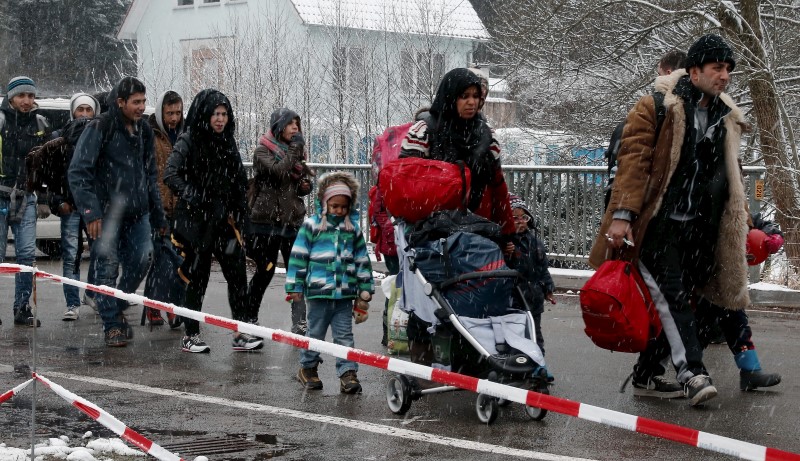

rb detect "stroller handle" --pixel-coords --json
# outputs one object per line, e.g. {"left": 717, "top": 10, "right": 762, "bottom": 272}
{"left": 438, "top": 269, "right": 522, "bottom": 291}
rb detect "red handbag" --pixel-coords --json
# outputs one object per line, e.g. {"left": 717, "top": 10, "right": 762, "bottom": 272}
{"left": 378, "top": 157, "right": 471, "bottom": 223}
{"left": 579, "top": 260, "right": 661, "bottom": 353}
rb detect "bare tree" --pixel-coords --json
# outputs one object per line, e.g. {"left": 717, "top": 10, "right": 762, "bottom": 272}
{"left": 488, "top": 0, "right": 800, "bottom": 277}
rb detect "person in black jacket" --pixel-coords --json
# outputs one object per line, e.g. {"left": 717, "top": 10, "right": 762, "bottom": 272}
{"left": 505, "top": 195, "right": 555, "bottom": 356}
{"left": 69, "top": 77, "right": 166, "bottom": 347}
{"left": 164, "top": 88, "right": 259, "bottom": 354}
{"left": 0, "top": 76, "right": 51, "bottom": 327}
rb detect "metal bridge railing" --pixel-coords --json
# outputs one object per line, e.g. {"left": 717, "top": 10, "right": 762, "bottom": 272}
{"left": 245, "top": 162, "right": 767, "bottom": 268}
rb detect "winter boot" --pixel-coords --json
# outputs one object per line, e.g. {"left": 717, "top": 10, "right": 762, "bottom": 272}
{"left": 735, "top": 349, "right": 782, "bottom": 391}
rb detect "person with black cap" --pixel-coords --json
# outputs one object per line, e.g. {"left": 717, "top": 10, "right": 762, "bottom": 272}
{"left": 1, "top": 76, "right": 51, "bottom": 327}
{"left": 590, "top": 34, "right": 751, "bottom": 406}
{"left": 246, "top": 108, "right": 314, "bottom": 336}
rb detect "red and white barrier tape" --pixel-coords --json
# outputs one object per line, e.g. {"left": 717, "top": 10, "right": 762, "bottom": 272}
{"left": 0, "top": 378, "right": 33, "bottom": 404}
{"left": 32, "top": 372, "right": 183, "bottom": 461}
{"left": 3, "top": 262, "right": 800, "bottom": 461}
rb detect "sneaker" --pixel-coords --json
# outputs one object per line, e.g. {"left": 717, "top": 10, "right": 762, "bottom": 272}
{"left": 297, "top": 365, "right": 323, "bottom": 390}
{"left": 740, "top": 370, "right": 782, "bottom": 391}
{"left": 684, "top": 374, "right": 718, "bottom": 406}
{"left": 104, "top": 328, "right": 127, "bottom": 347}
{"left": 82, "top": 294, "right": 98, "bottom": 314}
{"left": 291, "top": 319, "right": 308, "bottom": 335}
{"left": 62, "top": 306, "right": 80, "bottom": 321}
{"left": 181, "top": 334, "right": 211, "bottom": 353}
{"left": 631, "top": 375, "right": 684, "bottom": 399}
{"left": 13, "top": 307, "right": 41, "bottom": 327}
{"left": 339, "top": 370, "right": 362, "bottom": 394}
{"left": 232, "top": 332, "right": 264, "bottom": 351}
{"left": 146, "top": 308, "right": 165, "bottom": 326}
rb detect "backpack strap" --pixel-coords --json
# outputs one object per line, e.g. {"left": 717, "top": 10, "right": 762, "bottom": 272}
{"left": 652, "top": 91, "right": 667, "bottom": 142}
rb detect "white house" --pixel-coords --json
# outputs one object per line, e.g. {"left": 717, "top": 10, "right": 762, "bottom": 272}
{"left": 118, "top": 0, "right": 490, "bottom": 161}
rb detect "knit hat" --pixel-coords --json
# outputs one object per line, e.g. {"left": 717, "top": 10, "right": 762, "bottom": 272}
{"left": 320, "top": 182, "right": 354, "bottom": 231}
{"left": 509, "top": 194, "right": 533, "bottom": 220}
{"left": 69, "top": 93, "right": 100, "bottom": 120}
{"left": 685, "top": 34, "right": 736, "bottom": 72}
{"left": 7, "top": 76, "right": 36, "bottom": 99}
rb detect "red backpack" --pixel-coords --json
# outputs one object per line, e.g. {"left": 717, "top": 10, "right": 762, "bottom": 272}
{"left": 579, "top": 260, "right": 661, "bottom": 353}
{"left": 368, "top": 123, "right": 413, "bottom": 259}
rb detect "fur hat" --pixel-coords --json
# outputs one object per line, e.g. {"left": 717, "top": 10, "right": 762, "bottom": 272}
{"left": 7, "top": 76, "right": 36, "bottom": 100}
{"left": 685, "top": 34, "right": 736, "bottom": 72}
{"left": 317, "top": 171, "right": 359, "bottom": 231}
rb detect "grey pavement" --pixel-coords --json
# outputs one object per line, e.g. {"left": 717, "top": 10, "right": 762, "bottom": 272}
{"left": 0, "top": 259, "right": 799, "bottom": 461}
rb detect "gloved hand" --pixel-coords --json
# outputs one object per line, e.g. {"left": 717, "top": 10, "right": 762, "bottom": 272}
{"left": 297, "top": 177, "right": 313, "bottom": 196}
{"left": 353, "top": 299, "right": 369, "bottom": 324}
{"left": 290, "top": 132, "right": 306, "bottom": 149}
{"left": 765, "top": 234, "right": 784, "bottom": 254}
{"left": 37, "top": 203, "right": 51, "bottom": 219}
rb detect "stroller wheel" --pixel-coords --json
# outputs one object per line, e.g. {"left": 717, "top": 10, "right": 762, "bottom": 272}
{"left": 387, "top": 375, "right": 413, "bottom": 415}
{"left": 475, "top": 394, "right": 498, "bottom": 425}
{"left": 496, "top": 398, "right": 512, "bottom": 407}
{"left": 524, "top": 387, "right": 549, "bottom": 421}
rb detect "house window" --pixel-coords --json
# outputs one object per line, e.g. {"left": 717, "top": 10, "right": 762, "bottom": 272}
{"left": 332, "top": 47, "right": 365, "bottom": 92}
{"left": 401, "top": 50, "right": 445, "bottom": 96}
{"left": 177, "top": 0, "right": 194, "bottom": 5}
{"left": 203, "top": 0, "right": 219, "bottom": 3}
{"left": 189, "top": 47, "right": 222, "bottom": 94}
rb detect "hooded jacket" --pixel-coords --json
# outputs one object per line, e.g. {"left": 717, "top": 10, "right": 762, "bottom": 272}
{"left": 589, "top": 69, "right": 750, "bottom": 310}
{"left": 285, "top": 172, "right": 374, "bottom": 299}
{"left": 163, "top": 89, "right": 248, "bottom": 244}
{"left": 68, "top": 82, "right": 165, "bottom": 229}
{"left": 149, "top": 91, "right": 185, "bottom": 218}
{"left": 248, "top": 108, "right": 308, "bottom": 234}
{"left": 400, "top": 68, "right": 515, "bottom": 235}
{"left": 0, "top": 97, "right": 50, "bottom": 193}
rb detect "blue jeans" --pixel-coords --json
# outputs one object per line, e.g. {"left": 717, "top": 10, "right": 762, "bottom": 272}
{"left": 60, "top": 211, "right": 83, "bottom": 307}
{"left": 300, "top": 298, "right": 358, "bottom": 377}
{"left": 91, "top": 213, "right": 153, "bottom": 332}
{"left": 0, "top": 194, "right": 37, "bottom": 310}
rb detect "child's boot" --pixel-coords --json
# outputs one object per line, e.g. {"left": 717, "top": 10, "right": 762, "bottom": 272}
{"left": 736, "top": 349, "right": 781, "bottom": 391}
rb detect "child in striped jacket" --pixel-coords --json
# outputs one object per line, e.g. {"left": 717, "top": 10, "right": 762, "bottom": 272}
{"left": 286, "top": 171, "right": 374, "bottom": 394}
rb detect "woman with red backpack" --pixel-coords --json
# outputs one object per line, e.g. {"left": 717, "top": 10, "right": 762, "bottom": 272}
{"left": 399, "top": 67, "right": 515, "bottom": 237}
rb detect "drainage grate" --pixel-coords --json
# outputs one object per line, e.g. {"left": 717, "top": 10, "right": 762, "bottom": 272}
{"left": 160, "top": 434, "right": 295, "bottom": 459}
{"left": 162, "top": 436, "right": 261, "bottom": 456}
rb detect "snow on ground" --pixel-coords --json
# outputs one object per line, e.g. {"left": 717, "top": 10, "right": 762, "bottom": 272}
{"left": 0, "top": 436, "right": 212, "bottom": 460}
{"left": 748, "top": 281, "right": 799, "bottom": 292}
{"left": 0, "top": 435, "right": 145, "bottom": 461}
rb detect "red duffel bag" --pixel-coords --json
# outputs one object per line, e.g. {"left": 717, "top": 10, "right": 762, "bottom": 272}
{"left": 579, "top": 260, "right": 661, "bottom": 353}
{"left": 378, "top": 157, "right": 471, "bottom": 223}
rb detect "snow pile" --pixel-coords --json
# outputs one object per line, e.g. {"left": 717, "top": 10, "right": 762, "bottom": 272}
{"left": 0, "top": 436, "right": 146, "bottom": 461}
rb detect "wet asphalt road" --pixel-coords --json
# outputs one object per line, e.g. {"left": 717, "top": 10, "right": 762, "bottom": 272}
{"left": 1, "top": 259, "right": 799, "bottom": 461}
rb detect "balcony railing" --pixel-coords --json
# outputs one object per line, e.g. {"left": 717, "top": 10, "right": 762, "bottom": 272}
{"left": 245, "top": 162, "right": 766, "bottom": 268}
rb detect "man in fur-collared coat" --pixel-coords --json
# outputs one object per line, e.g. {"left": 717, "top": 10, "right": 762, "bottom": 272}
{"left": 590, "top": 35, "right": 751, "bottom": 407}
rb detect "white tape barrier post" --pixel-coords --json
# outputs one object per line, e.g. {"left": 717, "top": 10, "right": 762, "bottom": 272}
{"left": 0, "top": 379, "right": 34, "bottom": 404}
{"left": 3, "top": 263, "right": 800, "bottom": 461}
{"left": 32, "top": 372, "right": 183, "bottom": 461}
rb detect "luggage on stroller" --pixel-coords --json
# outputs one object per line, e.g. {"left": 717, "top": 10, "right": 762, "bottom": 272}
{"left": 385, "top": 214, "right": 550, "bottom": 424}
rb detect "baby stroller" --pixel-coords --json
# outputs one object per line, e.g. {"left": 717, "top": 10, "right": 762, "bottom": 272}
{"left": 385, "top": 214, "right": 550, "bottom": 424}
